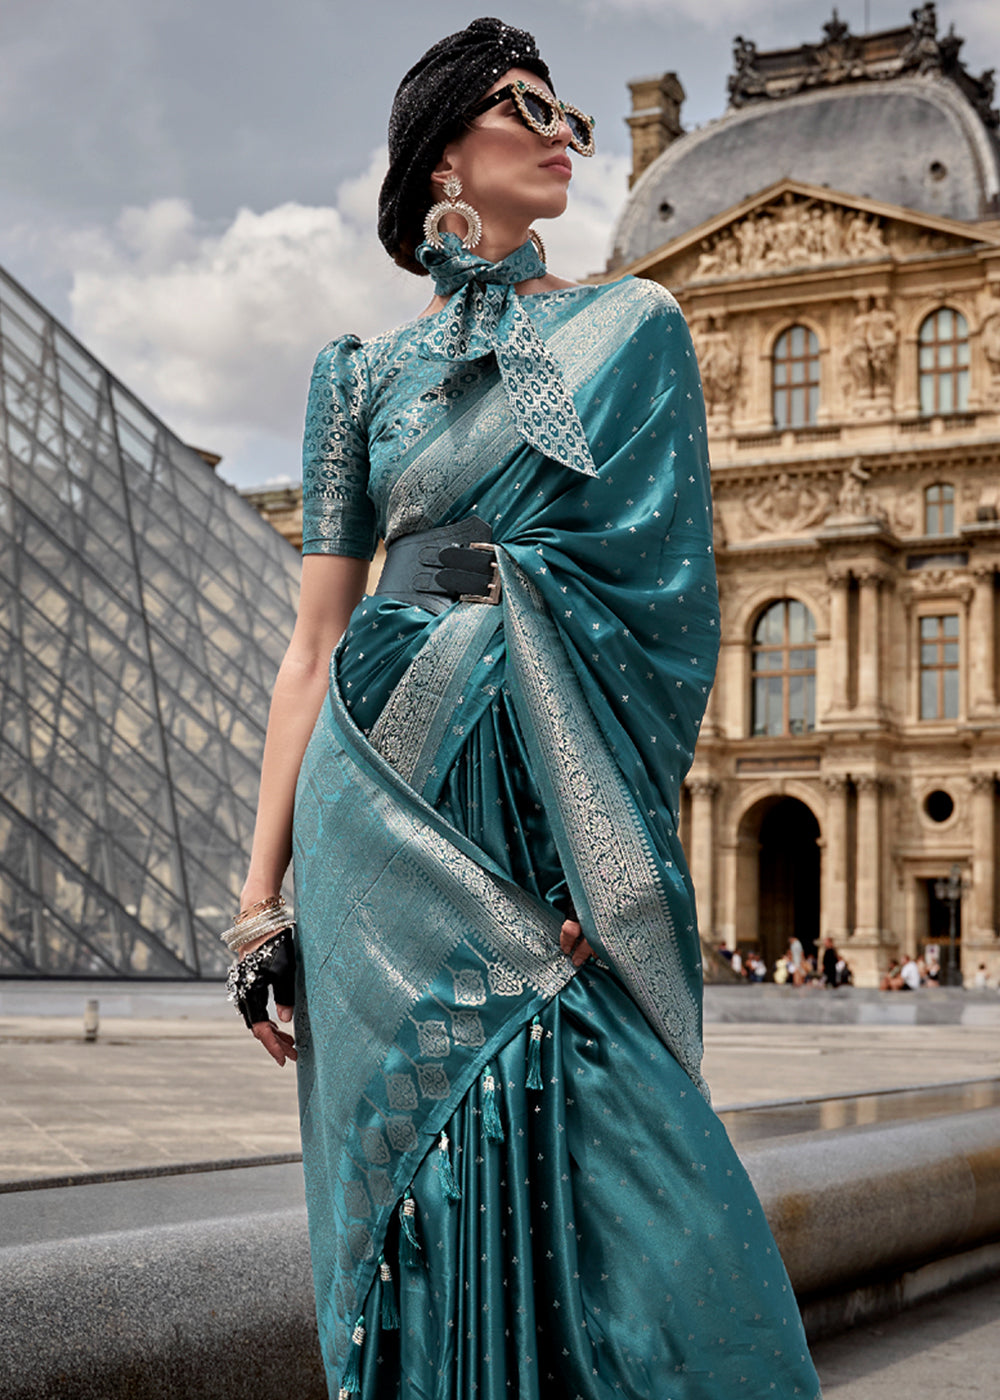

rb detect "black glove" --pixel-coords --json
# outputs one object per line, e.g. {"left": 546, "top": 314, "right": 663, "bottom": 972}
{"left": 226, "top": 927, "right": 296, "bottom": 1029}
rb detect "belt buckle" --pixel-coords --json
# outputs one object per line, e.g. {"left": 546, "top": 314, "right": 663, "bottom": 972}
{"left": 460, "top": 541, "right": 502, "bottom": 605}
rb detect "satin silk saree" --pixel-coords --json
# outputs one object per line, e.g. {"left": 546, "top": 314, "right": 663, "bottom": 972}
{"left": 293, "top": 264, "right": 821, "bottom": 1399}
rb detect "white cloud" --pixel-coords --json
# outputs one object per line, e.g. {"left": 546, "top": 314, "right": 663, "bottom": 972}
{"left": 66, "top": 149, "right": 417, "bottom": 471}
{"left": 63, "top": 146, "right": 628, "bottom": 486}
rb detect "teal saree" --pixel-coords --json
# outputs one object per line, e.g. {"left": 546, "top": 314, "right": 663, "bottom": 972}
{"left": 293, "top": 237, "right": 822, "bottom": 1399}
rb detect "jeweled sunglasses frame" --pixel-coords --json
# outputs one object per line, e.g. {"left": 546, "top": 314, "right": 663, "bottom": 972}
{"left": 466, "top": 79, "right": 596, "bottom": 157}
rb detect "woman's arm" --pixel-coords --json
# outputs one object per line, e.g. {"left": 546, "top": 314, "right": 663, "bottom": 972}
{"left": 241, "top": 553, "right": 369, "bottom": 1063}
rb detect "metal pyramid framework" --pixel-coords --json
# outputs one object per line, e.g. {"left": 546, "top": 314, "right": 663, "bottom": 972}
{"left": 0, "top": 264, "right": 300, "bottom": 977}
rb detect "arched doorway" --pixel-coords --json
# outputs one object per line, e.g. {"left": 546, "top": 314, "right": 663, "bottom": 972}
{"left": 737, "top": 797, "right": 821, "bottom": 972}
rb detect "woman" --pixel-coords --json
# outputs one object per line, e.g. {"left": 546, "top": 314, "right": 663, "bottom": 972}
{"left": 229, "top": 18, "right": 823, "bottom": 1400}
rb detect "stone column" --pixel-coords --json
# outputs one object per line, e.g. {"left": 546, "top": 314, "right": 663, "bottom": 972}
{"left": 716, "top": 836, "right": 739, "bottom": 951}
{"left": 825, "top": 564, "right": 851, "bottom": 716}
{"left": 688, "top": 779, "right": 718, "bottom": 940}
{"left": 856, "top": 570, "right": 884, "bottom": 720}
{"left": 969, "top": 565, "right": 996, "bottom": 716}
{"left": 822, "top": 774, "right": 850, "bottom": 941}
{"left": 969, "top": 772, "right": 997, "bottom": 942}
{"left": 854, "top": 774, "right": 882, "bottom": 938}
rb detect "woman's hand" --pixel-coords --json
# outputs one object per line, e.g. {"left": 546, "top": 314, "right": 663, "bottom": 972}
{"left": 230, "top": 923, "right": 297, "bottom": 1066}
{"left": 560, "top": 918, "right": 594, "bottom": 967}
{"left": 252, "top": 1015, "right": 297, "bottom": 1067}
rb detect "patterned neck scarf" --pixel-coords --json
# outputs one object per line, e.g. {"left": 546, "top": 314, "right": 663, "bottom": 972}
{"left": 416, "top": 233, "right": 597, "bottom": 476}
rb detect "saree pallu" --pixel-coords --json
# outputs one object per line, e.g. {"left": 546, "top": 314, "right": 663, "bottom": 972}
{"left": 293, "top": 275, "right": 822, "bottom": 1399}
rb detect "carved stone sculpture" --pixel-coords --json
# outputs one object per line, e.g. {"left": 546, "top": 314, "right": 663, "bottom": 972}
{"left": 981, "top": 311, "right": 1000, "bottom": 393}
{"left": 693, "top": 316, "right": 741, "bottom": 420}
{"left": 693, "top": 198, "right": 887, "bottom": 280}
{"left": 728, "top": 37, "right": 765, "bottom": 107}
{"left": 743, "top": 471, "right": 830, "bottom": 536}
{"left": 843, "top": 297, "right": 898, "bottom": 409}
{"left": 826, "top": 460, "right": 888, "bottom": 526}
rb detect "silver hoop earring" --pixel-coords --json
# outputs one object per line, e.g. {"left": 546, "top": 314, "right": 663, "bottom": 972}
{"left": 424, "top": 174, "right": 482, "bottom": 251}
{"left": 528, "top": 228, "right": 547, "bottom": 266}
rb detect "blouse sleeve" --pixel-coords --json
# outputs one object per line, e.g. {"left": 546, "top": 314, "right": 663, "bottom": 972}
{"left": 300, "top": 335, "right": 378, "bottom": 560}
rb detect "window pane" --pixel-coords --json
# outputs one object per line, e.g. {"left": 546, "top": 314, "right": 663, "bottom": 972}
{"left": 938, "top": 343, "right": 954, "bottom": 369}
{"left": 920, "top": 374, "right": 935, "bottom": 415}
{"left": 941, "top": 502, "right": 954, "bottom": 534}
{"left": 943, "top": 669, "right": 959, "bottom": 719}
{"left": 938, "top": 375, "right": 953, "bottom": 413}
{"left": 791, "top": 387, "right": 804, "bottom": 425}
{"left": 766, "top": 677, "right": 783, "bottom": 735}
{"left": 788, "top": 674, "right": 805, "bottom": 731}
{"left": 752, "top": 679, "right": 767, "bottom": 735}
{"left": 956, "top": 369, "right": 969, "bottom": 410}
{"left": 921, "top": 671, "right": 938, "bottom": 719}
{"left": 791, "top": 325, "right": 804, "bottom": 355}
{"left": 774, "top": 361, "right": 787, "bottom": 386}
{"left": 938, "top": 308, "right": 953, "bottom": 337}
{"left": 943, "top": 615, "right": 959, "bottom": 636}
{"left": 807, "top": 386, "right": 819, "bottom": 423}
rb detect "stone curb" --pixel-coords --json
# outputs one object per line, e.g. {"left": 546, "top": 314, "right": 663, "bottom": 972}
{"left": 2, "top": 1110, "right": 999, "bottom": 1396}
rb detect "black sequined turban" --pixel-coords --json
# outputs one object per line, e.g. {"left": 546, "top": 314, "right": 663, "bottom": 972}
{"left": 378, "top": 17, "right": 552, "bottom": 274}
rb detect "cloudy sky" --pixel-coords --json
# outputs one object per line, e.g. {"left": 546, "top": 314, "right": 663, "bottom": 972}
{"left": 2, "top": 0, "right": 998, "bottom": 488}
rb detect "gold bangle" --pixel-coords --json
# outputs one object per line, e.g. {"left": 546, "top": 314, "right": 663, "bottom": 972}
{"left": 235, "top": 894, "right": 284, "bottom": 925}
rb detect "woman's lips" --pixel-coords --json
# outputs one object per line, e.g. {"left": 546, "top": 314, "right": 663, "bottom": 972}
{"left": 540, "top": 157, "right": 572, "bottom": 177}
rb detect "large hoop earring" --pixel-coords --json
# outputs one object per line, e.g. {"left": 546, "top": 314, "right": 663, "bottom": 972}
{"left": 528, "top": 228, "right": 547, "bottom": 266}
{"left": 424, "top": 174, "right": 482, "bottom": 251}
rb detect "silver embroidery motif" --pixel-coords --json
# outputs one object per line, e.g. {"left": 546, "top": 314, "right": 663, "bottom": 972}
{"left": 497, "top": 551, "right": 708, "bottom": 1098}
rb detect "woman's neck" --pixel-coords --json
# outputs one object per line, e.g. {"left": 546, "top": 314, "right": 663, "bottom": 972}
{"left": 417, "top": 216, "right": 578, "bottom": 318}
{"left": 437, "top": 210, "right": 528, "bottom": 266}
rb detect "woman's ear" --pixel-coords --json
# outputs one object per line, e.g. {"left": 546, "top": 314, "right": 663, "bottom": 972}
{"left": 430, "top": 142, "right": 461, "bottom": 195}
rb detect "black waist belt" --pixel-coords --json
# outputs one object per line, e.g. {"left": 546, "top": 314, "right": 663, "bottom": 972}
{"left": 374, "top": 516, "right": 501, "bottom": 615}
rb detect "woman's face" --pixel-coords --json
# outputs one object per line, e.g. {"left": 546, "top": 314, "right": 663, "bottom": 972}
{"left": 433, "top": 66, "right": 573, "bottom": 231}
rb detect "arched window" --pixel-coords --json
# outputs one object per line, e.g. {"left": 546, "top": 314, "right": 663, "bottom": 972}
{"left": 751, "top": 600, "right": 816, "bottom": 737}
{"left": 924, "top": 483, "right": 955, "bottom": 536}
{"left": 918, "top": 308, "right": 970, "bottom": 415}
{"left": 772, "top": 326, "right": 820, "bottom": 428}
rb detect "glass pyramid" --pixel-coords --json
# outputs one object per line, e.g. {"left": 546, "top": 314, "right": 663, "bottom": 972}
{"left": 0, "top": 264, "right": 300, "bottom": 977}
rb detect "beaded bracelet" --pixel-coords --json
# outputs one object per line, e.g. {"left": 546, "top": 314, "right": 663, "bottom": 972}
{"left": 221, "top": 899, "right": 294, "bottom": 954}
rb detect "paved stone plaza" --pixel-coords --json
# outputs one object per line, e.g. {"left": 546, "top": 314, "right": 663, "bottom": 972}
{"left": 1, "top": 995, "right": 998, "bottom": 1398}
{"left": 0, "top": 1010, "right": 998, "bottom": 1182}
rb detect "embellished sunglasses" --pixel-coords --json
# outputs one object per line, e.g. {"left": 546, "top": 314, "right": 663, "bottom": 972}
{"left": 467, "top": 79, "right": 596, "bottom": 157}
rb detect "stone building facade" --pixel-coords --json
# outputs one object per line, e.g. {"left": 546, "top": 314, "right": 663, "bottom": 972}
{"left": 610, "top": 6, "right": 1000, "bottom": 985}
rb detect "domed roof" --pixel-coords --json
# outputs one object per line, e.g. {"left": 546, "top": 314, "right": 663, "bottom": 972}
{"left": 612, "top": 77, "right": 1000, "bottom": 268}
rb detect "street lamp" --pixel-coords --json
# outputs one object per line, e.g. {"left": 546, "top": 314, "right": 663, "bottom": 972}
{"left": 933, "top": 863, "right": 966, "bottom": 988}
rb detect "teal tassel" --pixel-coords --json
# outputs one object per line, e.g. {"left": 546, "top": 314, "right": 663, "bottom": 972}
{"left": 339, "top": 1315, "right": 365, "bottom": 1396}
{"left": 399, "top": 1190, "right": 422, "bottom": 1267}
{"left": 526, "top": 1015, "right": 544, "bottom": 1090}
{"left": 482, "top": 1063, "right": 505, "bottom": 1142}
{"left": 437, "top": 1130, "right": 462, "bottom": 1201}
{"left": 378, "top": 1255, "right": 399, "bottom": 1331}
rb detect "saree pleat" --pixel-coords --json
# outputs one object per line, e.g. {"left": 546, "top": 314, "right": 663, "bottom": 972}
{"left": 351, "top": 969, "right": 819, "bottom": 1400}
{"left": 294, "top": 270, "right": 822, "bottom": 1397}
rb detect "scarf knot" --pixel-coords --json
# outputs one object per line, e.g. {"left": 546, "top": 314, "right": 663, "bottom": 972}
{"left": 414, "top": 233, "right": 597, "bottom": 476}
